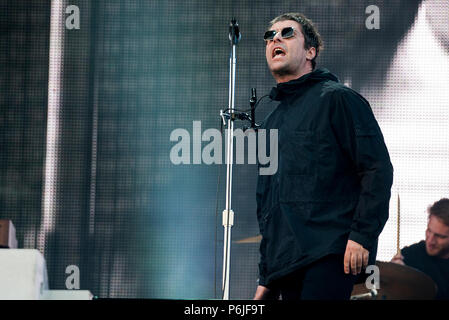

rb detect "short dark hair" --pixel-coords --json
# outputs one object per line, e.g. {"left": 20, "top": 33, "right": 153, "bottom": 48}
{"left": 428, "top": 198, "right": 449, "bottom": 227}
{"left": 268, "top": 13, "right": 324, "bottom": 70}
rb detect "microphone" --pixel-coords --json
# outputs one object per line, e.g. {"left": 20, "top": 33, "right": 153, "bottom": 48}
{"left": 250, "top": 88, "right": 257, "bottom": 129}
{"left": 229, "top": 19, "right": 241, "bottom": 45}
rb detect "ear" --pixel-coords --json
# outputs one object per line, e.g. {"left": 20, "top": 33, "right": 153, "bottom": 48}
{"left": 306, "top": 47, "right": 316, "bottom": 61}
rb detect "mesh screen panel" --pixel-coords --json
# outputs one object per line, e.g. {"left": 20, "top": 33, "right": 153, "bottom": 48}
{"left": 1, "top": 0, "right": 448, "bottom": 299}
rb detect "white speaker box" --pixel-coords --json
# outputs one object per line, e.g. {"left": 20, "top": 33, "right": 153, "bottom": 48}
{"left": 0, "top": 249, "right": 48, "bottom": 300}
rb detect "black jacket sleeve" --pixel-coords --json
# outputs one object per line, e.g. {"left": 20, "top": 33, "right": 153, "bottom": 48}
{"left": 330, "top": 88, "right": 394, "bottom": 250}
{"left": 258, "top": 237, "right": 267, "bottom": 286}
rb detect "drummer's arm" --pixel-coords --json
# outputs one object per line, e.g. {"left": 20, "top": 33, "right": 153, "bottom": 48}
{"left": 391, "top": 251, "right": 405, "bottom": 265}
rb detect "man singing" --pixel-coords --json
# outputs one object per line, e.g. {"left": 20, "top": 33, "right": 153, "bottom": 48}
{"left": 253, "top": 13, "right": 394, "bottom": 300}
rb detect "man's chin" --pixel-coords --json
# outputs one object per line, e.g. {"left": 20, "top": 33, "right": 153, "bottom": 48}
{"left": 269, "top": 66, "right": 291, "bottom": 78}
{"left": 426, "top": 245, "right": 440, "bottom": 256}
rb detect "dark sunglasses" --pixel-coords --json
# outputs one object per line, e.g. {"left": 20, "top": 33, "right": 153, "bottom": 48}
{"left": 264, "top": 27, "right": 296, "bottom": 41}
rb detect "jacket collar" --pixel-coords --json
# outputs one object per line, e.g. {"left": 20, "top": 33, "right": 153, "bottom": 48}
{"left": 269, "top": 68, "right": 339, "bottom": 101}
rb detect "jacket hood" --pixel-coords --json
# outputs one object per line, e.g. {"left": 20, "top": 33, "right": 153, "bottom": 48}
{"left": 269, "top": 68, "right": 339, "bottom": 101}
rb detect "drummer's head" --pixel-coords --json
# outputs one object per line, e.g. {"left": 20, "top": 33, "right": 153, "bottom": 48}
{"left": 425, "top": 198, "right": 449, "bottom": 259}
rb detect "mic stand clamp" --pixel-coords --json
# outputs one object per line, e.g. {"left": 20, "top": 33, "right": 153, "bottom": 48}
{"left": 220, "top": 88, "right": 260, "bottom": 130}
{"left": 220, "top": 108, "right": 257, "bottom": 127}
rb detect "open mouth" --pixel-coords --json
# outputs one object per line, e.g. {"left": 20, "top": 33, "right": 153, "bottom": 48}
{"left": 272, "top": 47, "right": 286, "bottom": 58}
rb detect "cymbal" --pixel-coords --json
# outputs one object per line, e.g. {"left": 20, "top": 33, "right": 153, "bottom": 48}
{"left": 234, "top": 234, "right": 262, "bottom": 244}
{"left": 351, "top": 261, "right": 437, "bottom": 300}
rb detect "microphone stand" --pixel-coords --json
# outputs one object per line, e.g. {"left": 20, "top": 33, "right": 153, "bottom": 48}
{"left": 220, "top": 19, "right": 241, "bottom": 300}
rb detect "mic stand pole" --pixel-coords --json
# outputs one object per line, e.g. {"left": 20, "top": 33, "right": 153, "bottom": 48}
{"left": 221, "top": 19, "right": 241, "bottom": 300}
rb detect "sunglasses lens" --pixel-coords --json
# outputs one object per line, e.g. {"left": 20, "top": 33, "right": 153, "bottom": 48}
{"left": 264, "top": 30, "right": 276, "bottom": 41}
{"left": 281, "top": 27, "right": 294, "bottom": 38}
{"left": 264, "top": 27, "right": 295, "bottom": 41}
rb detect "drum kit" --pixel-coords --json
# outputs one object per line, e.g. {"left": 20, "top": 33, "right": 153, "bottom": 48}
{"left": 351, "top": 194, "right": 437, "bottom": 300}
{"left": 350, "top": 260, "right": 436, "bottom": 300}
{"left": 236, "top": 195, "right": 438, "bottom": 300}
{"left": 236, "top": 234, "right": 437, "bottom": 300}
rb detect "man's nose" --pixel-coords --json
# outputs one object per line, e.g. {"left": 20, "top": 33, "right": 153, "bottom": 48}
{"left": 272, "top": 31, "right": 283, "bottom": 42}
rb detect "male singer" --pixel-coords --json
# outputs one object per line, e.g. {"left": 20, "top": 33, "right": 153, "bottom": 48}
{"left": 254, "top": 13, "right": 393, "bottom": 300}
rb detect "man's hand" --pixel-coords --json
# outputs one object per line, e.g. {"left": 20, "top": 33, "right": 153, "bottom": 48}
{"left": 253, "top": 285, "right": 272, "bottom": 300}
{"left": 344, "top": 239, "right": 369, "bottom": 275}
{"left": 390, "top": 252, "right": 405, "bottom": 265}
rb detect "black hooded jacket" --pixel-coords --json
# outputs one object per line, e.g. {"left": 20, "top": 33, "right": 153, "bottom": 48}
{"left": 256, "top": 68, "right": 393, "bottom": 286}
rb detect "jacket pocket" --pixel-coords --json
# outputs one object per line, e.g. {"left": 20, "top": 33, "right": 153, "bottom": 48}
{"left": 280, "top": 130, "right": 317, "bottom": 175}
{"left": 279, "top": 174, "right": 317, "bottom": 203}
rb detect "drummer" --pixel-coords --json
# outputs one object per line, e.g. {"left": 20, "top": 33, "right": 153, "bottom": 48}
{"left": 391, "top": 198, "right": 449, "bottom": 299}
